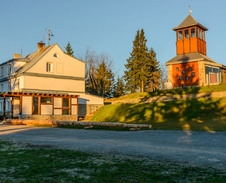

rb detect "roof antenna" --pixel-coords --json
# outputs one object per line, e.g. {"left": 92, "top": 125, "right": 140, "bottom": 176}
{"left": 21, "top": 45, "right": 23, "bottom": 58}
{"left": 45, "top": 27, "right": 54, "bottom": 46}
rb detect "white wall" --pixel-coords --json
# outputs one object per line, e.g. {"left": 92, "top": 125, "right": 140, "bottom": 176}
{"left": 41, "top": 105, "right": 52, "bottom": 115}
{"left": 23, "top": 76, "right": 85, "bottom": 92}
{"left": 54, "top": 97, "right": 62, "bottom": 108}
{"left": 22, "top": 96, "right": 32, "bottom": 115}
{"left": 77, "top": 93, "right": 104, "bottom": 105}
{"left": 0, "top": 77, "right": 22, "bottom": 93}
{"left": 54, "top": 109, "right": 62, "bottom": 115}
{"left": 0, "top": 61, "right": 26, "bottom": 78}
{"left": 71, "top": 106, "right": 77, "bottom": 115}
{"left": 71, "top": 98, "right": 77, "bottom": 104}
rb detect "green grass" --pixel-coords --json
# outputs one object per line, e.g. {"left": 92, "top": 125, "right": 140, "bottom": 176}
{"left": 106, "top": 83, "right": 226, "bottom": 102}
{"left": 92, "top": 97, "right": 226, "bottom": 131}
{"left": 0, "top": 138, "right": 225, "bottom": 183}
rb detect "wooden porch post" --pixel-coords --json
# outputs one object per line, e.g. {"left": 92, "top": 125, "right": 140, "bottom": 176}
{"left": 3, "top": 95, "right": 6, "bottom": 121}
{"left": 38, "top": 96, "right": 41, "bottom": 115}
{"left": 77, "top": 96, "right": 79, "bottom": 120}
{"left": 19, "top": 95, "right": 22, "bottom": 116}
{"left": 69, "top": 97, "right": 72, "bottom": 115}
{"left": 11, "top": 97, "right": 14, "bottom": 119}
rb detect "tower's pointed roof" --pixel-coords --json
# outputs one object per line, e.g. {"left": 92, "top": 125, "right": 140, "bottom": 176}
{"left": 173, "top": 14, "right": 208, "bottom": 31}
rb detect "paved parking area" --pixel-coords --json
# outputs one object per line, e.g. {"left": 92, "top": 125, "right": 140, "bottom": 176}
{"left": 0, "top": 124, "right": 225, "bottom": 169}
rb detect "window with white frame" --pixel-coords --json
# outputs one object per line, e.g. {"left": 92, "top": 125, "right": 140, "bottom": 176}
{"left": 8, "top": 64, "right": 11, "bottom": 76}
{"left": 7, "top": 100, "right": 11, "bottom": 111}
{"left": 0, "top": 102, "right": 2, "bottom": 112}
{"left": 46, "top": 62, "right": 53, "bottom": 72}
{"left": 0, "top": 84, "right": 3, "bottom": 92}
{"left": 1, "top": 67, "right": 3, "bottom": 77}
{"left": 8, "top": 81, "right": 11, "bottom": 91}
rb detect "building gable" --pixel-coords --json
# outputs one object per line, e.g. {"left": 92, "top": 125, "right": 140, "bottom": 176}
{"left": 23, "top": 44, "right": 85, "bottom": 78}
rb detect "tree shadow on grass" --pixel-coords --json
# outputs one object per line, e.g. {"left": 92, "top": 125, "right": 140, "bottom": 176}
{"left": 103, "top": 94, "right": 226, "bottom": 132}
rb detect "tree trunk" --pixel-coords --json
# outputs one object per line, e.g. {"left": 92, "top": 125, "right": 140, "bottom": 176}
{"left": 142, "top": 80, "right": 144, "bottom": 93}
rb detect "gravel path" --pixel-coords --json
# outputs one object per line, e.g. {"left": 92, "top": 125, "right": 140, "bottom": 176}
{"left": 0, "top": 124, "right": 225, "bottom": 169}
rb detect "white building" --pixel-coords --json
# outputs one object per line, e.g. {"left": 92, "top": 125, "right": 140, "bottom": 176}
{"left": 0, "top": 42, "right": 103, "bottom": 120}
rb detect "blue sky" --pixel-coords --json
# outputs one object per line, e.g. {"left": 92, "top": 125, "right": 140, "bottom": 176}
{"left": 1, "top": 0, "right": 226, "bottom": 76}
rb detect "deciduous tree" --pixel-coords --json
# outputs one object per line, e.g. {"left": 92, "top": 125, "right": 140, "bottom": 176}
{"left": 82, "top": 48, "right": 115, "bottom": 98}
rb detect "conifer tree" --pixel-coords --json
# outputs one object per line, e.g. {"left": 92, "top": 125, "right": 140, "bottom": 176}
{"left": 146, "top": 48, "right": 160, "bottom": 91}
{"left": 95, "top": 60, "right": 115, "bottom": 98}
{"left": 65, "top": 41, "right": 74, "bottom": 57}
{"left": 114, "top": 75, "right": 125, "bottom": 97}
{"left": 124, "top": 29, "right": 160, "bottom": 93}
{"left": 124, "top": 30, "right": 140, "bottom": 93}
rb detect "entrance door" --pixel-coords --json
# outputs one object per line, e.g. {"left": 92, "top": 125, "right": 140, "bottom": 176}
{"left": 210, "top": 74, "right": 216, "bottom": 83}
{"left": 33, "top": 97, "right": 39, "bottom": 115}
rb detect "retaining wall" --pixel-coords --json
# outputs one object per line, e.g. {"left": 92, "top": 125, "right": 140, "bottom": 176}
{"left": 6, "top": 119, "right": 152, "bottom": 129}
{"left": 112, "top": 91, "right": 226, "bottom": 104}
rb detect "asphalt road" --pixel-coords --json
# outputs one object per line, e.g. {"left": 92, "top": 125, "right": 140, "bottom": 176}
{"left": 0, "top": 124, "right": 225, "bottom": 169}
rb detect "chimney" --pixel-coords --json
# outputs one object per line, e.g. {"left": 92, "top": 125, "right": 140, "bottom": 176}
{"left": 13, "top": 54, "right": 20, "bottom": 59}
{"left": 37, "top": 42, "right": 45, "bottom": 53}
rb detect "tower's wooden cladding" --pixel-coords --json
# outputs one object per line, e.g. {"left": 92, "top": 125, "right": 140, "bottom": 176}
{"left": 173, "top": 14, "right": 208, "bottom": 56}
{"left": 176, "top": 26, "right": 206, "bottom": 55}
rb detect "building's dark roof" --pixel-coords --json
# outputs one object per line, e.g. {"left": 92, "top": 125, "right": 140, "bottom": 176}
{"left": 173, "top": 14, "right": 208, "bottom": 31}
{"left": 165, "top": 52, "right": 215, "bottom": 65}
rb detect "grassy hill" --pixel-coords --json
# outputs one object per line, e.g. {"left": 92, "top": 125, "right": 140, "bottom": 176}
{"left": 105, "top": 83, "right": 226, "bottom": 103}
{"left": 91, "top": 96, "right": 226, "bottom": 131}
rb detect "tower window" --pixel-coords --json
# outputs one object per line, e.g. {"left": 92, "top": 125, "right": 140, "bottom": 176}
{"left": 179, "top": 76, "right": 182, "bottom": 80}
{"left": 189, "top": 67, "right": 192, "bottom": 71}
{"left": 192, "top": 72, "right": 195, "bottom": 77}
{"left": 191, "top": 28, "right": 195, "bottom": 37}
{"left": 182, "top": 70, "right": 185, "bottom": 74}
{"left": 197, "top": 28, "right": 199, "bottom": 38}
{"left": 185, "top": 29, "right": 189, "bottom": 38}
{"left": 176, "top": 67, "right": 179, "bottom": 71}
{"left": 200, "top": 30, "right": 202, "bottom": 39}
{"left": 178, "top": 31, "right": 183, "bottom": 40}
{"left": 185, "top": 76, "right": 189, "bottom": 80}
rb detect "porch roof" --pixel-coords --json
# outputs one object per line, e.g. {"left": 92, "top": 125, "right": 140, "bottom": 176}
{"left": 0, "top": 91, "right": 79, "bottom": 98}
